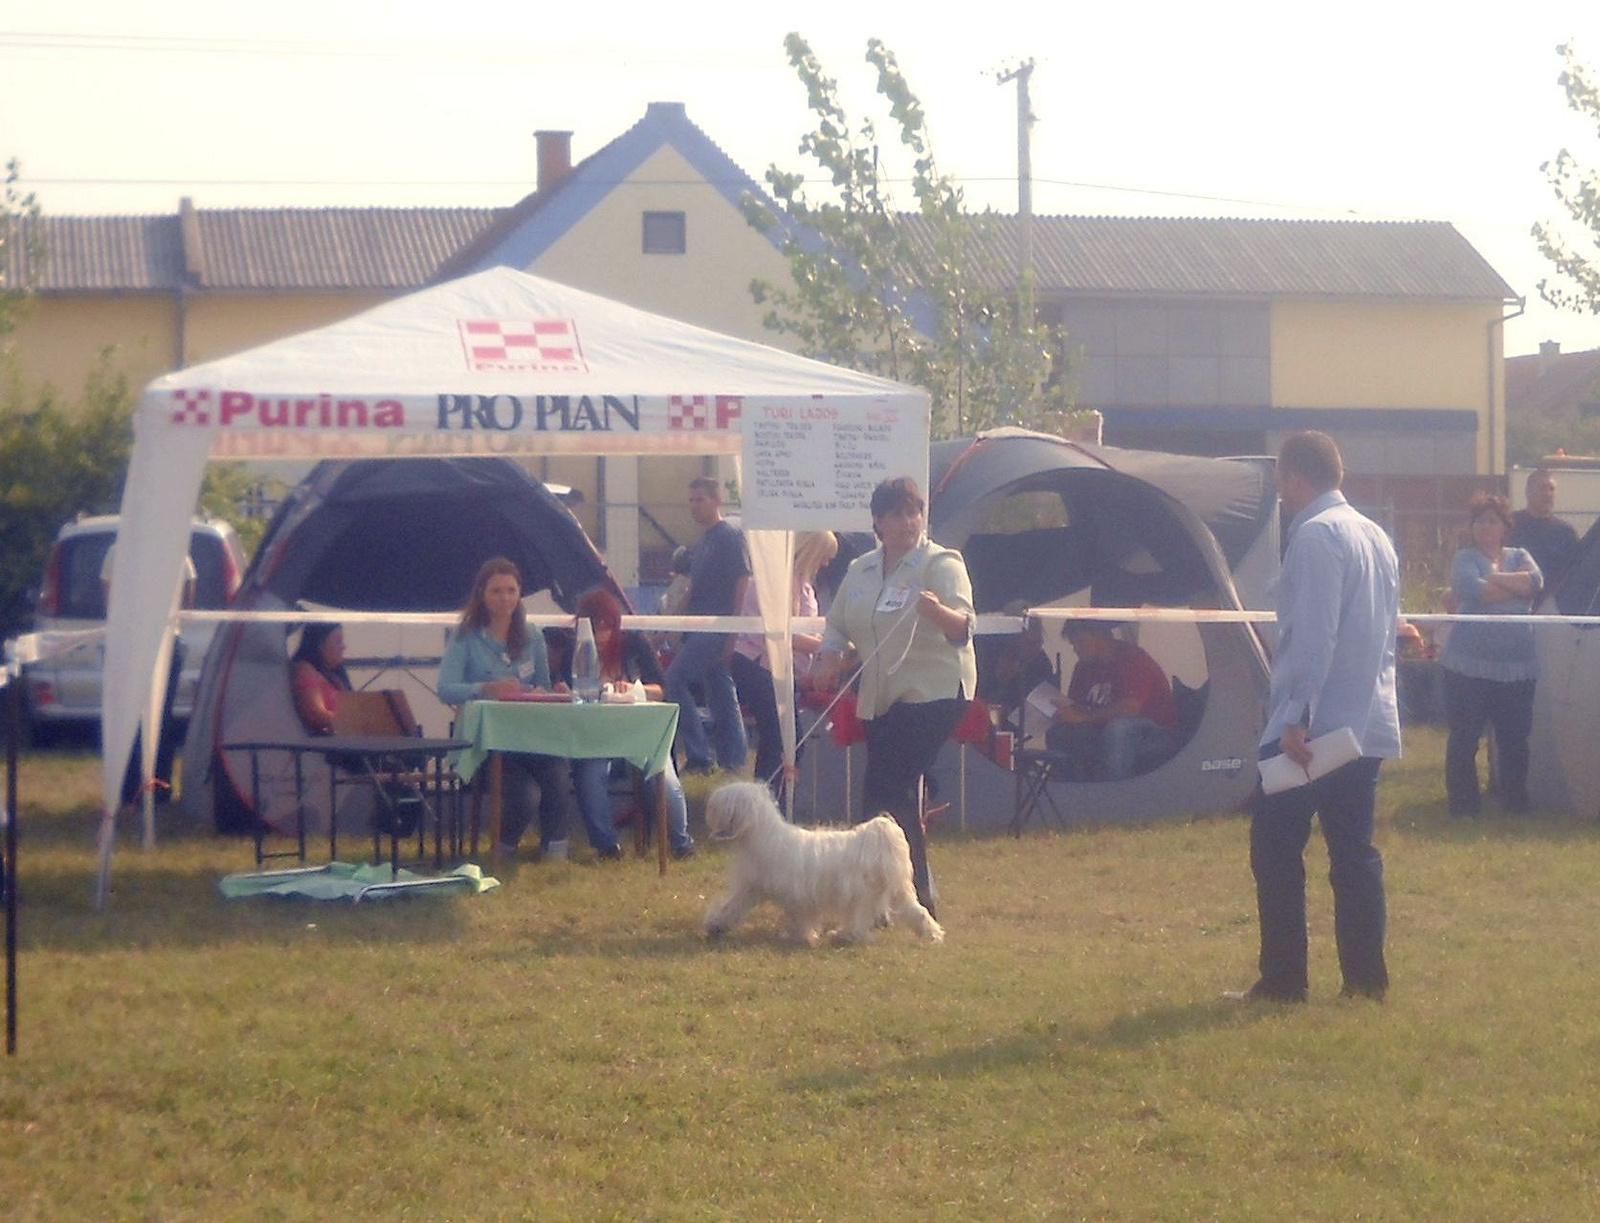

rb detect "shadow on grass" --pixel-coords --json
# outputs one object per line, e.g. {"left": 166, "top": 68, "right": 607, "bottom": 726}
{"left": 784, "top": 997, "right": 1278, "bottom": 1093}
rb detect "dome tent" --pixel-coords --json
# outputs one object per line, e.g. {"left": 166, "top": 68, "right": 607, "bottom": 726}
{"left": 180, "top": 456, "right": 628, "bottom": 834}
{"left": 798, "top": 430, "right": 1274, "bottom": 830}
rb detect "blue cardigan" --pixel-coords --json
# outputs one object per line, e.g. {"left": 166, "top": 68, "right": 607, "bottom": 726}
{"left": 437, "top": 625, "right": 551, "bottom": 705}
{"left": 1440, "top": 547, "right": 1543, "bottom": 682}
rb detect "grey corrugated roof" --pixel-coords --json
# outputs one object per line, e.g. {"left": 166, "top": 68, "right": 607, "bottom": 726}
{"left": 9, "top": 206, "right": 1513, "bottom": 302}
{"left": 7, "top": 207, "right": 503, "bottom": 293}
{"left": 897, "top": 215, "right": 1517, "bottom": 301}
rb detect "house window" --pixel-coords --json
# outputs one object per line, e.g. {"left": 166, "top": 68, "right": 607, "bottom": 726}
{"left": 642, "top": 211, "right": 686, "bottom": 255}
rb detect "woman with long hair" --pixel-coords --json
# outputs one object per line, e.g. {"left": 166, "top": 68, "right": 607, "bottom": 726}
{"left": 437, "top": 557, "right": 586, "bottom": 859}
{"left": 812, "top": 478, "right": 975, "bottom": 919}
{"left": 1439, "top": 492, "right": 1543, "bottom": 815}
{"left": 729, "top": 530, "right": 839, "bottom": 798}
{"left": 567, "top": 587, "right": 694, "bottom": 858}
{"left": 289, "top": 622, "right": 352, "bottom": 736}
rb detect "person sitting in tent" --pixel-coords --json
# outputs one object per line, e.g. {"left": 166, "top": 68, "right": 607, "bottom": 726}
{"left": 1045, "top": 619, "right": 1175, "bottom": 782}
{"left": 437, "top": 557, "right": 578, "bottom": 861}
{"left": 289, "top": 623, "right": 352, "bottom": 736}
{"left": 567, "top": 587, "right": 694, "bottom": 859}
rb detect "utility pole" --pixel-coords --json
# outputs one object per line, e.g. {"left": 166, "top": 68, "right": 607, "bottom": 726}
{"left": 996, "top": 59, "right": 1036, "bottom": 314}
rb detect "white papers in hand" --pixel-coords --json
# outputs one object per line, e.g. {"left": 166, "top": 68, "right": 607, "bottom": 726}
{"left": 1258, "top": 727, "right": 1362, "bottom": 795}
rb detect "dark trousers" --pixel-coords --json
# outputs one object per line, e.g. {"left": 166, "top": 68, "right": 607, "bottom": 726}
{"left": 498, "top": 754, "right": 574, "bottom": 851}
{"left": 728, "top": 651, "right": 800, "bottom": 798}
{"left": 121, "top": 640, "right": 184, "bottom": 807}
{"left": 1250, "top": 754, "right": 1388, "bottom": 998}
{"left": 1442, "top": 670, "right": 1534, "bottom": 814}
{"left": 859, "top": 696, "right": 967, "bottom": 918}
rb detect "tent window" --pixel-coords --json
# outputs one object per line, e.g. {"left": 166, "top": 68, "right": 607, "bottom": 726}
{"left": 642, "top": 211, "right": 686, "bottom": 255}
{"left": 974, "top": 491, "right": 1070, "bottom": 533}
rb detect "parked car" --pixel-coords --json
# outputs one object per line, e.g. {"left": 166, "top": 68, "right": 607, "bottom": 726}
{"left": 24, "top": 514, "right": 246, "bottom": 742}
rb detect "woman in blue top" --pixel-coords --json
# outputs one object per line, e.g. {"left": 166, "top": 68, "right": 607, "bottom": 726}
{"left": 1440, "top": 493, "right": 1543, "bottom": 816}
{"left": 438, "top": 557, "right": 583, "bottom": 858}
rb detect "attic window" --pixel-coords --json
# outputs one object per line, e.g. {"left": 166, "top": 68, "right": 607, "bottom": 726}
{"left": 642, "top": 211, "right": 686, "bottom": 255}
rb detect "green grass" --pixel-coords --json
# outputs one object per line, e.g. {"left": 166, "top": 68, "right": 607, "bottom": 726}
{"left": 5, "top": 728, "right": 1600, "bottom": 1221}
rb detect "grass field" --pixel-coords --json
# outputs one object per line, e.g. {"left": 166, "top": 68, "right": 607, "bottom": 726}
{"left": 4, "top": 728, "right": 1600, "bottom": 1222}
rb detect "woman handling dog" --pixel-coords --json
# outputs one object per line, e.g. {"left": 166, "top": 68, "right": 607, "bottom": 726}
{"left": 437, "top": 557, "right": 588, "bottom": 860}
{"left": 811, "top": 477, "right": 976, "bottom": 920}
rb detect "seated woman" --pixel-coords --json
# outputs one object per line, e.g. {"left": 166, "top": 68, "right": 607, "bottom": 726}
{"left": 568, "top": 587, "right": 695, "bottom": 858}
{"left": 290, "top": 622, "right": 351, "bottom": 736}
{"left": 437, "top": 557, "right": 595, "bottom": 861}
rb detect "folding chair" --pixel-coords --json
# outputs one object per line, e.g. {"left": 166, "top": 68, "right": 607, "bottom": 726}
{"left": 1005, "top": 666, "right": 1073, "bottom": 836}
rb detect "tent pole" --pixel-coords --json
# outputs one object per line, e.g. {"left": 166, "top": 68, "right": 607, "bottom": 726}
{"left": 5, "top": 669, "right": 21, "bottom": 1054}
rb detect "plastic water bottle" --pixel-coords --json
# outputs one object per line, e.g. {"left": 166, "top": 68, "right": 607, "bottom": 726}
{"left": 572, "top": 617, "right": 600, "bottom": 703}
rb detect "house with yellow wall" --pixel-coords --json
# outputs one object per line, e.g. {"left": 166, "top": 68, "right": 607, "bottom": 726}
{"left": 6, "top": 99, "right": 1517, "bottom": 583}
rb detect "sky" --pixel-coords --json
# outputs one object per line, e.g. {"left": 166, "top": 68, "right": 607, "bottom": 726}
{"left": 4, "top": 0, "right": 1600, "bottom": 357}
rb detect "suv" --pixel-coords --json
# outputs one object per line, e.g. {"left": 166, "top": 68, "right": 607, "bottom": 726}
{"left": 24, "top": 514, "right": 246, "bottom": 742}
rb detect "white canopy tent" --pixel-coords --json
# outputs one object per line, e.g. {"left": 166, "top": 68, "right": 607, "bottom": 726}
{"left": 102, "top": 266, "right": 929, "bottom": 876}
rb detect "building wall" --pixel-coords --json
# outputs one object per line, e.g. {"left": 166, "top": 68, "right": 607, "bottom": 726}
{"left": 181, "top": 292, "right": 391, "bottom": 368}
{"left": 529, "top": 144, "right": 794, "bottom": 346}
{"left": 9, "top": 294, "right": 178, "bottom": 397}
{"left": 10, "top": 289, "right": 393, "bottom": 400}
{"left": 1271, "top": 298, "right": 1504, "bottom": 472}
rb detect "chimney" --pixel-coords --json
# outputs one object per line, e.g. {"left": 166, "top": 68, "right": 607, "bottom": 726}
{"left": 1540, "top": 340, "right": 1562, "bottom": 361}
{"left": 534, "top": 130, "right": 573, "bottom": 196}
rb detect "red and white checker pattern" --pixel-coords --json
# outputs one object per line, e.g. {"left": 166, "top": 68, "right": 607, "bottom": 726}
{"left": 458, "top": 318, "right": 587, "bottom": 372}
{"left": 667, "top": 395, "right": 743, "bottom": 430}
{"left": 170, "top": 388, "right": 212, "bottom": 425}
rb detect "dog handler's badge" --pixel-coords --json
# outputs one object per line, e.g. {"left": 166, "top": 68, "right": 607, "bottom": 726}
{"left": 876, "top": 584, "right": 911, "bottom": 615}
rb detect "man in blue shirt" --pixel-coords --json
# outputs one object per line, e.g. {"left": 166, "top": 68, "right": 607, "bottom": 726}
{"left": 1232, "top": 431, "right": 1400, "bottom": 1004}
{"left": 664, "top": 477, "right": 750, "bottom": 774}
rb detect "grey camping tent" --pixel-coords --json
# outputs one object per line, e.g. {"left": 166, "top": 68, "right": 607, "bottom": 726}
{"left": 180, "top": 457, "right": 627, "bottom": 834}
{"left": 793, "top": 430, "right": 1274, "bottom": 831}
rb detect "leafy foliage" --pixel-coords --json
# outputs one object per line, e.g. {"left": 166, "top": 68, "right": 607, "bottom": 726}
{"left": 745, "top": 35, "right": 1076, "bottom": 439}
{"left": 0, "top": 358, "right": 136, "bottom": 636}
{"left": 1534, "top": 42, "right": 1600, "bottom": 315}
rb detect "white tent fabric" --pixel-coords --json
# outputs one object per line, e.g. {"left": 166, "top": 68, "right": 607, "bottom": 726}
{"left": 102, "top": 266, "right": 929, "bottom": 863}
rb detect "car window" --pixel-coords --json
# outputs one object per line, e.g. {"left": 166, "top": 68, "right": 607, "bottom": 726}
{"left": 189, "top": 532, "right": 230, "bottom": 610}
{"left": 55, "top": 533, "right": 115, "bottom": 619}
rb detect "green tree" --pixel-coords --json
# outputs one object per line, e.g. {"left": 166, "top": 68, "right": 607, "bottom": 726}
{"left": 1534, "top": 42, "right": 1600, "bottom": 315}
{"left": 745, "top": 34, "right": 1074, "bottom": 439}
{"left": 1, "top": 156, "right": 42, "bottom": 342}
{"left": 0, "top": 359, "right": 136, "bottom": 636}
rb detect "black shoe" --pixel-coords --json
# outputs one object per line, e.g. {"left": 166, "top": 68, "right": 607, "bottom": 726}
{"left": 671, "top": 841, "right": 697, "bottom": 860}
{"left": 1222, "top": 981, "right": 1307, "bottom": 1004}
{"left": 597, "top": 846, "right": 624, "bottom": 862}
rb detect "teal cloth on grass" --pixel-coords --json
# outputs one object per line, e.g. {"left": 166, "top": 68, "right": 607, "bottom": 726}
{"left": 219, "top": 861, "right": 498, "bottom": 901}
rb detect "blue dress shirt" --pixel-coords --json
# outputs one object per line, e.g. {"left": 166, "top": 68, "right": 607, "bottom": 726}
{"left": 1262, "top": 490, "right": 1401, "bottom": 759}
{"left": 1439, "top": 546, "right": 1542, "bottom": 682}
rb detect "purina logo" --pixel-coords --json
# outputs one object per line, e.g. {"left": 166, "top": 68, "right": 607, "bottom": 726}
{"left": 459, "top": 318, "right": 587, "bottom": 373}
{"left": 667, "top": 395, "right": 743, "bottom": 430}
{"left": 170, "top": 389, "right": 212, "bottom": 424}
{"left": 169, "top": 389, "right": 403, "bottom": 428}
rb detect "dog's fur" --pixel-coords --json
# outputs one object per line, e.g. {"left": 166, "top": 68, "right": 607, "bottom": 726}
{"left": 702, "top": 782, "right": 944, "bottom": 946}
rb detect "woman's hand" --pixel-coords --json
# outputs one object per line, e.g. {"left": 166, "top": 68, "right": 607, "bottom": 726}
{"left": 917, "top": 590, "right": 971, "bottom": 643}
{"left": 483, "top": 678, "right": 522, "bottom": 700}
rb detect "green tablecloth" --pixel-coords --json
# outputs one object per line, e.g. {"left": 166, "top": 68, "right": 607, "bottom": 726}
{"left": 453, "top": 699, "right": 680, "bottom": 782}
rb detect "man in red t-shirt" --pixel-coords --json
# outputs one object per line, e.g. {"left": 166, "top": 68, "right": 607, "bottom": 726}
{"left": 1045, "top": 620, "right": 1175, "bottom": 781}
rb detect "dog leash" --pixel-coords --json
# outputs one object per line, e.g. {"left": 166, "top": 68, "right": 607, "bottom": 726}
{"left": 761, "top": 597, "right": 926, "bottom": 793}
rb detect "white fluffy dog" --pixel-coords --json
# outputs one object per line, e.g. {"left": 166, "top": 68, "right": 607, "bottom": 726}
{"left": 702, "top": 782, "right": 944, "bottom": 946}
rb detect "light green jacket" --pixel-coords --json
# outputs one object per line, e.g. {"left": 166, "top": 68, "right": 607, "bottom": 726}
{"left": 821, "top": 536, "right": 977, "bottom": 720}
